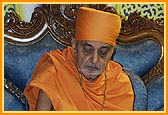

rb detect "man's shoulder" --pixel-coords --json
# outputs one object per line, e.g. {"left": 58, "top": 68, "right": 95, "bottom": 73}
{"left": 108, "top": 61, "right": 132, "bottom": 87}
{"left": 42, "top": 47, "right": 74, "bottom": 64}
{"left": 107, "top": 61, "right": 129, "bottom": 79}
{"left": 48, "top": 47, "right": 72, "bottom": 55}
{"left": 108, "top": 60, "right": 122, "bottom": 69}
{"left": 48, "top": 48, "right": 64, "bottom": 55}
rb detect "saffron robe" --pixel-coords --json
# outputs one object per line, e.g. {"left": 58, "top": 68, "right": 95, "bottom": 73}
{"left": 24, "top": 47, "right": 134, "bottom": 111}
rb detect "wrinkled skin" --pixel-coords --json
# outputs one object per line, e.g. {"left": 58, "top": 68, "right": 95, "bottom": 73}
{"left": 71, "top": 39, "right": 114, "bottom": 81}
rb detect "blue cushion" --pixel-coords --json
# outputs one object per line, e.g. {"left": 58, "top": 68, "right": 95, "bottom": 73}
{"left": 4, "top": 88, "right": 25, "bottom": 111}
{"left": 146, "top": 76, "right": 164, "bottom": 111}
{"left": 113, "top": 40, "right": 160, "bottom": 77}
{"left": 123, "top": 68, "right": 147, "bottom": 110}
{"left": 4, "top": 34, "right": 66, "bottom": 90}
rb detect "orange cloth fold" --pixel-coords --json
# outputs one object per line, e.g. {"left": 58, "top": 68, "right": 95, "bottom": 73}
{"left": 75, "top": 7, "right": 121, "bottom": 46}
{"left": 24, "top": 47, "right": 134, "bottom": 111}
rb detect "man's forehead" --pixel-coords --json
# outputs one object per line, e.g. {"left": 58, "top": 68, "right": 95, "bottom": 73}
{"left": 79, "top": 40, "right": 112, "bottom": 47}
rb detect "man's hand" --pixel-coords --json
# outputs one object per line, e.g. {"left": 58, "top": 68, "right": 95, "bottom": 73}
{"left": 35, "top": 89, "right": 53, "bottom": 111}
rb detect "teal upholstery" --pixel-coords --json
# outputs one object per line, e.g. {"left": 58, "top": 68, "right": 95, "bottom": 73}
{"left": 4, "top": 34, "right": 66, "bottom": 91}
{"left": 146, "top": 76, "right": 164, "bottom": 110}
{"left": 123, "top": 68, "right": 147, "bottom": 110}
{"left": 113, "top": 40, "right": 160, "bottom": 77}
{"left": 4, "top": 89, "right": 25, "bottom": 111}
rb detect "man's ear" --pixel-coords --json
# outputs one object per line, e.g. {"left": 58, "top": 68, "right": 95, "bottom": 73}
{"left": 71, "top": 38, "right": 77, "bottom": 51}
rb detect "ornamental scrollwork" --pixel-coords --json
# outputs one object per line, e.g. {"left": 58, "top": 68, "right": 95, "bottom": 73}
{"left": 43, "top": 4, "right": 107, "bottom": 46}
{"left": 4, "top": 4, "right": 16, "bottom": 16}
{"left": 118, "top": 4, "right": 164, "bottom": 21}
{"left": 4, "top": 7, "right": 48, "bottom": 45}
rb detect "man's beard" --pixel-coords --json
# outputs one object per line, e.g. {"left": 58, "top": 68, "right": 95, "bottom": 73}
{"left": 78, "top": 67, "right": 102, "bottom": 81}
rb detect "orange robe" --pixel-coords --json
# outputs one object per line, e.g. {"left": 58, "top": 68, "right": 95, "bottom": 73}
{"left": 24, "top": 46, "right": 134, "bottom": 111}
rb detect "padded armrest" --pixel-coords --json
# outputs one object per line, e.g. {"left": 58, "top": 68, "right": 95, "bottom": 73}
{"left": 146, "top": 76, "right": 164, "bottom": 111}
{"left": 123, "top": 68, "right": 147, "bottom": 110}
{"left": 113, "top": 40, "right": 160, "bottom": 78}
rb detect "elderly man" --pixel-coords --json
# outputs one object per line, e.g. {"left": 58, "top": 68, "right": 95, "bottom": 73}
{"left": 24, "top": 7, "right": 134, "bottom": 111}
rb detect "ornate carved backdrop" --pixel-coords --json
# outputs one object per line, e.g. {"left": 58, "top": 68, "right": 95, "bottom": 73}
{"left": 4, "top": 4, "right": 164, "bottom": 22}
{"left": 4, "top": 4, "right": 107, "bottom": 45}
{"left": 115, "top": 4, "right": 164, "bottom": 21}
{"left": 4, "top": 4, "right": 42, "bottom": 22}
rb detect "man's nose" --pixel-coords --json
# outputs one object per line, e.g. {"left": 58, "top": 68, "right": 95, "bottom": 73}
{"left": 92, "top": 51, "right": 99, "bottom": 64}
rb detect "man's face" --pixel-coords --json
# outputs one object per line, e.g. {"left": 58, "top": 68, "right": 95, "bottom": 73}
{"left": 72, "top": 40, "right": 114, "bottom": 81}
